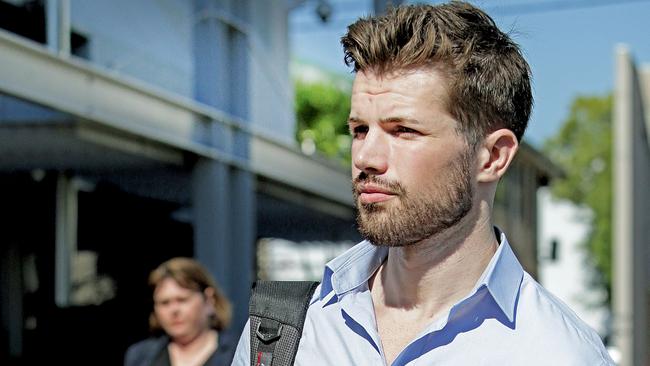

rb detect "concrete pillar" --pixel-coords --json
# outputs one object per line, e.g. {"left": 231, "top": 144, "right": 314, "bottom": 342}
{"left": 45, "top": 0, "right": 70, "bottom": 55}
{"left": 228, "top": 167, "right": 255, "bottom": 329}
{"left": 191, "top": 161, "right": 232, "bottom": 290}
{"left": 192, "top": 0, "right": 254, "bottom": 332}
{"left": 613, "top": 44, "right": 650, "bottom": 366}
{"left": 1, "top": 238, "right": 23, "bottom": 357}
{"left": 54, "top": 174, "right": 77, "bottom": 307}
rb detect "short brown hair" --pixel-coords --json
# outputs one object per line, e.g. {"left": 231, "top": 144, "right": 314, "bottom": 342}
{"left": 341, "top": 1, "right": 532, "bottom": 145}
{"left": 148, "top": 257, "right": 232, "bottom": 332}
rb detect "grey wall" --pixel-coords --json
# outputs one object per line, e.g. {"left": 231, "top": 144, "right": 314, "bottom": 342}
{"left": 71, "top": 0, "right": 195, "bottom": 97}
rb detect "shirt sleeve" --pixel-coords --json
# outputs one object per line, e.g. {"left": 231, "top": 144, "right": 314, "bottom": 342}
{"left": 231, "top": 319, "right": 250, "bottom": 366}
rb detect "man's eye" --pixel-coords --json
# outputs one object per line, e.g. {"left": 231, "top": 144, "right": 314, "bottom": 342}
{"left": 395, "top": 126, "right": 418, "bottom": 134}
{"left": 351, "top": 125, "right": 368, "bottom": 138}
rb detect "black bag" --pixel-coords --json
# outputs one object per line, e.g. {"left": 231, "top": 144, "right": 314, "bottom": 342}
{"left": 249, "top": 281, "right": 319, "bottom": 366}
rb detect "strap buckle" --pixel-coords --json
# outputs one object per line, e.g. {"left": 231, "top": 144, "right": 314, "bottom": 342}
{"left": 255, "top": 320, "right": 283, "bottom": 343}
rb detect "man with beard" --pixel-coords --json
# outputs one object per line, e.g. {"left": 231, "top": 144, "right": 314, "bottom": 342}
{"left": 234, "top": 2, "right": 613, "bottom": 365}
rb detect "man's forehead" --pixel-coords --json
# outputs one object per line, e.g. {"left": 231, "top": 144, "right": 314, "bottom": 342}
{"left": 351, "top": 67, "right": 451, "bottom": 107}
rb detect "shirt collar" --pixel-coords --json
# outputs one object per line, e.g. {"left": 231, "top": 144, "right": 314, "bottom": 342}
{"left": 319, "top": 240, "right": 387, "bottom": 300}
{"left": 320, "top": 228, "right": 523, "bottom": 322}
{"left": 473, "top": 229, "right": 523, "bottom": 323}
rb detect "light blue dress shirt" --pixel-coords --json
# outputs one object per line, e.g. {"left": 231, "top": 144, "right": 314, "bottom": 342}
{"left": 233, "top": 231, "right": 614, "bottom": 365}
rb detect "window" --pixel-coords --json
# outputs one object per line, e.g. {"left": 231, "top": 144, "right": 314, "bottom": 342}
{"left": 549, "top": 238, "right": 559, "bottom": 262}
{"left": 0, "top": 0, "right": 89, "bottom": 59}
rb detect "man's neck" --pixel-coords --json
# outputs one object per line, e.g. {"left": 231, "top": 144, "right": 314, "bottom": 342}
{"left": 370, "top": 205, "right": 498, "bottom": 321}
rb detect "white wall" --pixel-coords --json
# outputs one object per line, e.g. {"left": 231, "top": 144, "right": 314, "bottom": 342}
{"left": 257, "top": 238, "right": 354, "bottom": 281}
{"left": 537, "top": 187, "right": 609, "bottom": 338}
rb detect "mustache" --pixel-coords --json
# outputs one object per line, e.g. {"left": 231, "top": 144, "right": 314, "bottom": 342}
{"left": 352, "top": 172, "right": 406, "bottom": 196}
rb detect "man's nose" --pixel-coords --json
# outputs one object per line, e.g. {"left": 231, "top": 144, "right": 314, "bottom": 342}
{"left": 352, "top": 129, "right": 389, "bottom": 175}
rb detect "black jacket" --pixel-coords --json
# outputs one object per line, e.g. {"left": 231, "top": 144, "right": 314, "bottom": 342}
{"left": 124, "top": 332, "right": 236, "bottom": 366}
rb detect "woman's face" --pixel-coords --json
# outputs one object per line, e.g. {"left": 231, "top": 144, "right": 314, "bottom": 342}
{"left": 153, "top": 278, "right": 213, "bottom": 343}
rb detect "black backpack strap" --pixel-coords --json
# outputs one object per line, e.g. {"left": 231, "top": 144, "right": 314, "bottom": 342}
{"left": 249, "top": 280, "right": 319, "bottom": 366}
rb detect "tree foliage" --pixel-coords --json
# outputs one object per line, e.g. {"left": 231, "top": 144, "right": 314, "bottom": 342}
{"left": 295, "top": 80, "right": 351, "bottom": 166}
{"left": 543, "top": 94, "right": 613, "bottom": 303}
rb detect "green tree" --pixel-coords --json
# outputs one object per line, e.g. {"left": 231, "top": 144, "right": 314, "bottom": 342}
{"left": 543, "top": 94, "right": 613, "bottom": 304}
{"left": 295, "top": 80, "right": 352, "bottom": 166}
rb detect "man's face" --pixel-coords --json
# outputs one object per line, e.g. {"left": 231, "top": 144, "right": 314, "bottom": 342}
{"left": 349, "top": 68, "right": 475, "bottom": 247}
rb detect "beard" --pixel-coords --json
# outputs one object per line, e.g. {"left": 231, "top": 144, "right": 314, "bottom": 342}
{"left": 352, "top": 150, "right": 474, "bottom": 247}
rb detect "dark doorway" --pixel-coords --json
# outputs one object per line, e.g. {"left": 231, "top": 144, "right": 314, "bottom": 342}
{"left": 0, "top": 173, "right": 193, "bottom": 365}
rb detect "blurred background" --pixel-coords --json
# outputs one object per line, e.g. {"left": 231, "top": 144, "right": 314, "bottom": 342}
{"left": 0, "top": 0, "right": 647, "bottom": 365}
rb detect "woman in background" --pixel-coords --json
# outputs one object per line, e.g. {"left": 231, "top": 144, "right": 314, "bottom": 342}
{"left": 125, "top": 257, "right": 234, "bottom": 366}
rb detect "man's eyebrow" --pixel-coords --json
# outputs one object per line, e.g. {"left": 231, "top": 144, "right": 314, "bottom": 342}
{"left": 379, "top": 117, "right": 421, "bottom": 124}
{"left": 348, "top": 117, "right": 421, "bottom": 125}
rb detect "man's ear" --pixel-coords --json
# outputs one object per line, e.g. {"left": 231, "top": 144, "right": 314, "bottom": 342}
{"left": 476, "top": 129, "right": 519, "bottom": 183}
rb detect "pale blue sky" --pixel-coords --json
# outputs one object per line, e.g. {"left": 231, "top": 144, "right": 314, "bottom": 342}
{"left": 289, "top": 0, "right": 650, "bottom": 147}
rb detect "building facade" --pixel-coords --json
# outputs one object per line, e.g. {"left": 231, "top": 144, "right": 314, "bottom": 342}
{"left": 0, "top": 1, "right": 356, "bottom": 364}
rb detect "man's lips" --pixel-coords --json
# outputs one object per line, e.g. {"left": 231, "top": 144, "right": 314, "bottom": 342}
{"left": 357, "top": 184, "right": 397, "bottom": 204}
